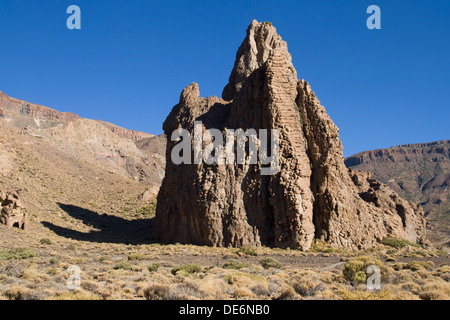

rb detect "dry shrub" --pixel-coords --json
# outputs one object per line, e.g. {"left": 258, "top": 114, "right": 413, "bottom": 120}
{"left": 94, "top": 284, "right": 116, "bottom": 300}
{"left": 196, "top": 274, "right": 230, "bottom": 299}
{"left": 144, "top": 283, "right": 170, "bottom": 300}
{"left": 419, "top": 291, "right": 447, "bottom": 300}
{"left": 0, "top": 260, "right": 27, "bottom": 277}
{"left": 233, "top": 287, "right": 254, "bottom": 299}
{"left": 249, "top": 282, "right": 270, "bottom": 297}
{"left": 144, "top": 280, "right": 205, "bottom": 300}
{"left": 21, "top": 267, "right": 50, "bottom": 284}
{"left": 81, "top": 280, "right": 99, "bottom": 292}
{"left": 49, "top": 290, "right": 102, "bottom": 300}
{"left": 4, "top": 285, "right": 33, "bottom": 300}
{"left": 337, "top": 288, "right": 396, "bottom": 300}
{"left": 292, "top": 273, "right": 325, "bottom": 297}
{"left": 274, "top": 286, "right": 297, "bottom": 300}
{"left": 405, "top": 261, "right": 434, "bottom": 271}
{"left": 318, "top": 289, "right": 339, "bottom": 300}
{"left": 170, "top": 280, "right": 206, "bottom": 300}
{"left": 419, "top": 280, "right": 450, "bottom": 300}
{"left": 399, "top": 281, "right": 421, "bottom": 294}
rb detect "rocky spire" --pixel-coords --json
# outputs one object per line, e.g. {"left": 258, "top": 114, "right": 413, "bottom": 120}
{"left": 155, "top": 20, "right": 427, "bottom": 250}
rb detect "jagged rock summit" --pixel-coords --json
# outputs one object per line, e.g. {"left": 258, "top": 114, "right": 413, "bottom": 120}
{"left": 155, "top": 20, "right": 427, "bottom": 250}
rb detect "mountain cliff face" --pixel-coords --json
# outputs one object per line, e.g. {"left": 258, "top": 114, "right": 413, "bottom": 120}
{"left": 0, "top": 91, "right": 165, "bottom": 187}
{"left": 155, "top": 20, "right": 427, "bottom": 250}
{"left": 345, "top": 140, "right": 450, "bottom": 244}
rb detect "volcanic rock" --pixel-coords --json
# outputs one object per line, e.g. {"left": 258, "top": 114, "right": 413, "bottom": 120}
{"left": 346, "top": 140, "right": 450, "bottom": 244}
{"left": 0, "top": 189, "right": 28, "bottom": 230}
{"left": 155, "top": 20, "right": 427, "bottom": 250}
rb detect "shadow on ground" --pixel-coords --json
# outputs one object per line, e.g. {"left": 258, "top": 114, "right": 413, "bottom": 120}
{"left": 41, "top": 203, "right": 155, "bottom": 244}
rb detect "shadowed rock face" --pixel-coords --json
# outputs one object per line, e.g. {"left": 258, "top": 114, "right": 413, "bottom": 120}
{"left": 155, "top": 20, "right": 427, "bottom": 250}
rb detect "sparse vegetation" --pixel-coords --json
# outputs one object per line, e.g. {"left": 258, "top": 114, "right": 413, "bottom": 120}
{"left": 381, "top": 237, "right": 421, "bottom": 249}
{"left": 114, "top": 261, "right": 132, "bottom": 270}
{"left": 259, "top": 257, "right": 281, "bottom": 269}
{"left": 128, "top": 253, "right": 143, "bottom": 261}
{"left": 171, "top": 264, "right": 203, "bottom": 276}
{"left": 223, "top": 260, "right": 248, "bottom": 270}
{"left": 136, "top": 202, "right": 157, "bottom": 216}
{"left": 343, "top": 256, "right": 390, "bottom": 284}
{"left": 39, "top": 238, "right": 52, "bottom": 245}
{"left": 0, "top": 248, "right": 37, "bottom": 260}
{"left": 148, "top": 263, "right": 161, "bottom": 272}
{"left": 0, "top": 239, "right": 448, "bottom": 300}
{"left": 238, "top": 247, "right": 258, "bottom": 256}
{"left": 405, "top": 260, "right": 435, "bottom": 271}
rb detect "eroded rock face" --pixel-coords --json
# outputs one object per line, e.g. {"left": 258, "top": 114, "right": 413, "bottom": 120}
{"left": 0, "top": 190, "right": 28, "bottom": 230}
{"left": 155, "top": 20, "right": 427, "bottom": 250}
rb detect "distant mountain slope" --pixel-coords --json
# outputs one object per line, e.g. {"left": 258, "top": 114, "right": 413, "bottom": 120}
{"left": 345, "top": 140, "right": 450, "bottom": 245}
{"left": 0, "top": 90, "right": 165, "bottom": 186}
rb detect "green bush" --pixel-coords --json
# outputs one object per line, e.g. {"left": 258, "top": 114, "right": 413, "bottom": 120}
{"left": 238, "top": 247, "right": 258, "bottom": 256}
{"left": 148, "top": 263, "right": 161, "bottom": 272}
{"left": 259, "top": 257, "right": 281, "bottom": 269}
{"left": 223, "top": 260, "right": 248, "bottom": 270}
{"left": 381, "top": 237, "right": 421, "bottom": 249}
{"left": 171, "top": 264, "right": 202, "bottom": 275}
{"left": 114, "top": 261, "right": 132, "bottom": 270}
{"left": 343, "top": 256, "right": 390, "bottom": 284}
{"left": 128, "top": 253, "right": 143, "bottom": 261}
{"left": 0, "top": 248, "right": 37, "bottom": 260}
{"left": 405, "top": 260, "right": 434, "bottom": 271}
{"left": 40, "top": 238, "right": 52, "bottom": 245}
{"left": 310, "top": 239, "right": 335, "bottom": 253}
{"left": 137, "top": 202, "right": 157, "bottom": 216}
{"left": 264, "top": 21, "right": 272, "bottom": 26}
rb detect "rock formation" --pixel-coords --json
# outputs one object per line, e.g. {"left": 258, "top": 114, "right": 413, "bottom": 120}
{"left": 345, "top": 140, "right": 450, "bottom": 244}
{"left": 0, "top": 190, "right": 28, "bottom": 230}
{"left": 155, "top": 20, "right": 427, "bottom": 250}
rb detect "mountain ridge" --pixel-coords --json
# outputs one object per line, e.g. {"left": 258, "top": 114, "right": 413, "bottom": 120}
{"left": 345, "top": 140, "right": 450, "bottom": 246}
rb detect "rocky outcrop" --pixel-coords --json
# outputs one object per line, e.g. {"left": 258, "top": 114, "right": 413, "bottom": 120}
{"left": 155, "top": 20, "right": 427, "bottom": 250}
{"left": 345, "top": 140, "right": 450, "bottom": 167}
{"left": 345, "top": 140, "right": 450, "bottom": 244}
{"left": 96, "top": 120, "right": 153, "bottom": 142}
{"left": 0, "top": 91, "right": 80, "bottom": 127}
{"left": 0, "top": 190, "right": 28, "bottom": 230}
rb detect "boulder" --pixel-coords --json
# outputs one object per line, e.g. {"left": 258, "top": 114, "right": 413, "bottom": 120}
{"left": 0, "top": 190, "right": 28, "bottom": 230}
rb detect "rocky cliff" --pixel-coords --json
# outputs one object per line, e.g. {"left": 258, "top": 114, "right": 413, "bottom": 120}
{"left": 345, "top": 140, "right": 450, "bottom": 244}
{"left": 155, "top": 20, "right": 427, "bottom": 250}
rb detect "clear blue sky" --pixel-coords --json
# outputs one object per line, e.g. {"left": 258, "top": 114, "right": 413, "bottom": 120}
{"left": 0, "top": 0, "right": 449, "bottom": 156}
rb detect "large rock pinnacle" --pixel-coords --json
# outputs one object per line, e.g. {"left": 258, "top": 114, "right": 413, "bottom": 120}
{"left": 155, "top": 20, "right": 427, "bottom": 250}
